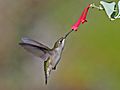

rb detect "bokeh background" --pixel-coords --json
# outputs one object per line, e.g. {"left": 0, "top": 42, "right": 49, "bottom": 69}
{"left": 0, "top": 0, "right": 120, "bottom": 90}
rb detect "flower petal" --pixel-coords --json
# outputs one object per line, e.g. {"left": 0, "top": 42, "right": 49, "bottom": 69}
{"left": 71, "top": 4, "right": 90, "bottom": 31}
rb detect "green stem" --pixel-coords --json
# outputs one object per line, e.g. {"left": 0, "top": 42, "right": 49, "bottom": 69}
{"left": 90, "top": 3, "right": 103, "bottom": 10}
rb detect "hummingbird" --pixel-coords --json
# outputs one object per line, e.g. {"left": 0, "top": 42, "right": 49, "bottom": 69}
{"left": 19, "top": 30, "right": 73, "bottom": 84}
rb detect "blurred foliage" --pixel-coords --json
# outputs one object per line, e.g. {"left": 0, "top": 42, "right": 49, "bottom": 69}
{"left": 0, "top": 0, "right": 120, "bottom": 90}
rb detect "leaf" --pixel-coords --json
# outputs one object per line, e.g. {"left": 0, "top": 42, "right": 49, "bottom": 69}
{"left": 100, "top": 1, "right": 116, "bottom": 20}
{"left": 115, "top": 1, "right": 120, "bottom": 19}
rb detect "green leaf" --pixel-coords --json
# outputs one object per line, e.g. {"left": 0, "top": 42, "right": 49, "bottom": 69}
{"left": 115, "top": 1, "right": 120, "bottom": 19}
{"left": 100, "top": 1, "right": 116, "bottom": 20}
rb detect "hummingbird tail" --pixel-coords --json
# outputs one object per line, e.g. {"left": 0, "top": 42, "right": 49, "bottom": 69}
{"left": 44, "top": 61, "right": 48, "bottom": 85}
{"left": 45, "top": 75, "right": 47, "bottom": 85}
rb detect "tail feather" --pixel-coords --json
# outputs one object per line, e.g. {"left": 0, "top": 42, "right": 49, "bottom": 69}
{"left": 44, "top": 61, "right": 48, "bottom": 85}
{"left": 44, "top": 57, "right": 52, "bottom": 85}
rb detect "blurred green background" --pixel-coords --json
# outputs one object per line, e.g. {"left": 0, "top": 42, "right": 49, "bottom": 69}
{"left": 0, "top": 0, "right": 120, "bottom": 90}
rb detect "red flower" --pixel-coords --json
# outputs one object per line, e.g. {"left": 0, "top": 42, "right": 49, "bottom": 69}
{"left": 71, "top": 4, "right": 90, "bottom": 31}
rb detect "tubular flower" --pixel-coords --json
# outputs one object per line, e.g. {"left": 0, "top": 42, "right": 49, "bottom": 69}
{"left": 72, "top": 4, "right": 90, "bottom": 31}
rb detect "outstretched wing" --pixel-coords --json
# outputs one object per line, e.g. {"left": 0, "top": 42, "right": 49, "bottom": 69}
{"left": 19, "top": 37, "right": 51, "bottom": 60}
{"left": 21, "top": 37, "right": 50, "bottom": 50}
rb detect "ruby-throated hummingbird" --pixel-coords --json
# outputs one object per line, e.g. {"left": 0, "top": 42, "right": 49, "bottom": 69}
{"left": 19, "top": 30, "right": 73, "bottom": 84}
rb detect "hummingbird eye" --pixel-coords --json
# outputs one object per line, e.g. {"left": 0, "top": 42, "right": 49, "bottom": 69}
{"left": 58, "top": 37, "right": 64, "bottom": 44}
{"left": 60, "top": 40, "right": 62, "bottom": 43}
{"left": 59, "top": 39, "right": 63, "bottom": 43}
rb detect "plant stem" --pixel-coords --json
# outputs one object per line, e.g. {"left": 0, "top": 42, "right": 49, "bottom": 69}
{"left": 90, "top": 3, "right": 103, "bottom": 10}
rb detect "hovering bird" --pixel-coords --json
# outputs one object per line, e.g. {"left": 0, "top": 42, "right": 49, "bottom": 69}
{"left": 19, "top": 30, "right": 73, "bottom": 84}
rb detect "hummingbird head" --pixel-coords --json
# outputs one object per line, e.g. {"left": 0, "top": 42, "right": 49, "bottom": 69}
{"left": 54, "top": 37, "right": 66, "bottom": 49}
{"left": 53, "top": 30, "right": 73, "bottom": 49}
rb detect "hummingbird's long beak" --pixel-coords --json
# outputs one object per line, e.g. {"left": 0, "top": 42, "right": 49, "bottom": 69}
{"left": 64, "top": 29, "right": 73, "bottom": 38}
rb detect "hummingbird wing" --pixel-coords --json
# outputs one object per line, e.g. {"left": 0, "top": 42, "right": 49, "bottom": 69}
{"left": 19, "top": 37, "right": 51, "bottom": 60}
{"left": 21, "top": 37, "right": 50, "bottom": 50}
{"left": 44, "top": 57, "right": 53, "bottom": 84}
